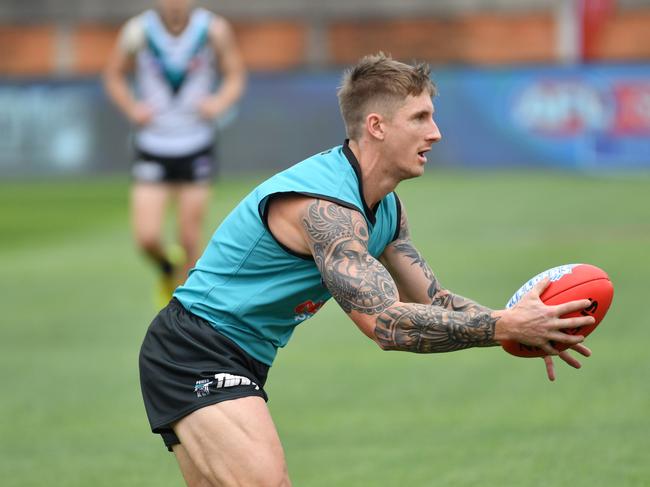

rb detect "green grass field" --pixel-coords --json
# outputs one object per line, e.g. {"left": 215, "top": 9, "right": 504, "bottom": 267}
{"left": 1, "top": 170, "right": 649, "bottom": 486}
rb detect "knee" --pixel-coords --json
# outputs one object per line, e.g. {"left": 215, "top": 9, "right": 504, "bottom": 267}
{"left": 202, "top": 457, "right": 290, "bottom": 487}
{"left": 253, "top": 458, "right": 291, "bottom": 487}
{"left": 257, "top": 462, "right": 291, "bottom": 487}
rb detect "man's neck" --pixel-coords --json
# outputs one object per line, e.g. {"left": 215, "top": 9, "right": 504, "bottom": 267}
{"left": 158, "top": 9, "right": 191, "bottom": 36}
{"left": 348, "top": 139, "right": 399, "bottom": 209}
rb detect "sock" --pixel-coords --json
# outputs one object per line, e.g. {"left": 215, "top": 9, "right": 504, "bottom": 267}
{"left": 158, "top": 256, "right": 174, "bottom": 276}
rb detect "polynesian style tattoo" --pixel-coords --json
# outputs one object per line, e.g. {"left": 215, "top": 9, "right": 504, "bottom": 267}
{"left": 302, "top": 200, "right": 498, "bottom": 353}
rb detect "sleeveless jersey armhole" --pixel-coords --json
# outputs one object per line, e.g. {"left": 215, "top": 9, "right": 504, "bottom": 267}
{"left": 258, "top": 191, "right": 366, "bottom": 261}
{"left": 391, "top": 192, "right": 402, "bottom": 242}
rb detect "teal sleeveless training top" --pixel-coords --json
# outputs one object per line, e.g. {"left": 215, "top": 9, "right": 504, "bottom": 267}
{"left": 174, "top": 141, "right": 401, "bottom": 365}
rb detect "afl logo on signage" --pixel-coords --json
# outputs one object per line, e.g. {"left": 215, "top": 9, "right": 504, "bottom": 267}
{"left": 513, "top": 81, "right": 611, "bottom": 135}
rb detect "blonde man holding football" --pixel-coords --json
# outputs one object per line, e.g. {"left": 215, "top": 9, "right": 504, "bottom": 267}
{"left": 139, "top": 53, "right": 594, "bottom": 486}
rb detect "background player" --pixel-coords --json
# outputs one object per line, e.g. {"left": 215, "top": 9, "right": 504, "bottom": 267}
{"left": 104, "top": 0, "right": 246, "bottom": 305}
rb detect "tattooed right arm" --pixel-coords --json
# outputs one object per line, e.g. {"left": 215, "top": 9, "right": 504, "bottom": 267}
{"left": 301, "top": 199, "right": 499, "bottom": 353}
{"left": 374, "top": 304, "right": 497, "bottom": 352}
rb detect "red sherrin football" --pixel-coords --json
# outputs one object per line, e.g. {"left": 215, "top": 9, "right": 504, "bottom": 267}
{"left": 501, "top": 264, "right": 614, "bottom": 357}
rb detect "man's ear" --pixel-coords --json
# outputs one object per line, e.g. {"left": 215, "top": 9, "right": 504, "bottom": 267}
{"left": 366, "top": 113, "right": 385, "bottom": 141}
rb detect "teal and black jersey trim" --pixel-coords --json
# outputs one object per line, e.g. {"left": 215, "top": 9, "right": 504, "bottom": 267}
{"left": 174, "top": 141, "right": 401, "bottom": 365}
{"left": 144, "top": 9, "right": 212, "bottom": 94}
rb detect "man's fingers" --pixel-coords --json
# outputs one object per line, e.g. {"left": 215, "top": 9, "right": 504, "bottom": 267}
{"left": 570, "top": 343, "right": 592, "bottom": 357}
{"left": 543, "top": 356, "right": 556, "bottom": 381}
{"left": 555, "top": 315, "right": 595, "bottom": 330}
{"left": 530, "top": 277, "right": 551, "bottom": 298}
{"left": 558, "top": 350, "right": 582, "bottom": 369}
{"left": 547, "top": 332, "right": 584, "bottom": 346}
{"left": 540, "top": 342, "right": 560, "bottom": 356}
{"left": 553, "top": 298, "right": 593, "bottom": 316}
{"left": 541, "top": 341, "right": 592, "bottom": 381}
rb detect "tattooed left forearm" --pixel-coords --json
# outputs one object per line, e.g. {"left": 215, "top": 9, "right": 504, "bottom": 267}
{"left": 391, "top": 240, "right": 490, "bottom": 314}
{"left": 374, "top": 303, "right": 498, "bottom": 353}
{"left": 391, "top": 241, "right": 439, "bottom": 300}
{"left": 431, "top": 290, "right": 491, "bottom": 316}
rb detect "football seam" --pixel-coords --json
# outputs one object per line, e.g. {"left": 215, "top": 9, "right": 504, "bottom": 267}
{"left": 541, "top": 276, "right": 611, "bottom": 303}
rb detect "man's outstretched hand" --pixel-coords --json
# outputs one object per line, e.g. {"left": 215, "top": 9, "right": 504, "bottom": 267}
{"left": 543, "top": 343, "right": 593, "bottom": 381}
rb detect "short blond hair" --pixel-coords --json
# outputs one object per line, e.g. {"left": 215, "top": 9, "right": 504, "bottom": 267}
{"left": 337, "top": 52, "right": 436, "bottom": 140}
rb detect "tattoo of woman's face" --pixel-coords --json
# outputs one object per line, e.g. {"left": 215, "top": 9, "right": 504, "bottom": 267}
{"left": 303, "top": 201, "right": 398, "bottom": 314}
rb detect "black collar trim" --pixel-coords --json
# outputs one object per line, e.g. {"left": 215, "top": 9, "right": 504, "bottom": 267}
{"left": 342, "top": 140, "right": 377, "bottom": 226}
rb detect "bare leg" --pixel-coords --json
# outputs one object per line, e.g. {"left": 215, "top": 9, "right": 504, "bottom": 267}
{"left": 176, "top": 183, "right": 211, "bottom": 278}
{"left": 173, "top": 396, "right": 291, "bottom": 487}
{"left": 173, "top": 444, "right": 214, "bottom": 487}
{"left": 131, "top": 183, "right": 172, "bottom": 267}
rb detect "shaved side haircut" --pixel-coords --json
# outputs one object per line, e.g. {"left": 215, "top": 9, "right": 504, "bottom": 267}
{"left": 337, "top": 52, "right": 437, "bottom": 140}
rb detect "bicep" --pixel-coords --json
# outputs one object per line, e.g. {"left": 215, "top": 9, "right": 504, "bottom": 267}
{"left": 300, "top": 200, "right": 400, "bottom": 340}
{"left": 210, "top": 18, "right": 245, "bottom": 76}
{"left": 105, "top": 19, "right": 140, "bottom": 76}
{"left": 105, "top": 47, "right": 133, "bottom": 78}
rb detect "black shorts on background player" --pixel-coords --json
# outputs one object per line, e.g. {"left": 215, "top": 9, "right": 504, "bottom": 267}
{"left": 132, "top": 145, "right": 217, "bottom": 183}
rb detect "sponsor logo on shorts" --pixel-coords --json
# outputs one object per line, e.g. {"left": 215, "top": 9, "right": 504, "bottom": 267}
{"left": 193, "top": 373, "right": 259, "bottom": 398}
{"left": 194, "top": 379, "right": 213, "bottom": 398}
{"left": 192, "top": 155, "right": 213, "bottom": 179}
{"left": 132, "top": 160, "right": 165, "bottom": 182}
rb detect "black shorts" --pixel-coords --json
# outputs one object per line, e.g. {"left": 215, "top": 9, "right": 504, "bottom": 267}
{"left": 132, "top": 144, "right": 217, "bottom": 183}
{"left": 139, "top": 298, "right": 270, "bottom": 450}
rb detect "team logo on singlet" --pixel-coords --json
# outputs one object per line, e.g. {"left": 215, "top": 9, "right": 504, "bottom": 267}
{"left": 193, "top": 373, "right": 259, "bottom": 398}
{"left": 294, "top": 300, "right": 325, "bottom": 322}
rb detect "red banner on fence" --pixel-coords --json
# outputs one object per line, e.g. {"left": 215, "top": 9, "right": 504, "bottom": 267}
{"left": 579, "top": 0, "right": 616, "bottom": 61}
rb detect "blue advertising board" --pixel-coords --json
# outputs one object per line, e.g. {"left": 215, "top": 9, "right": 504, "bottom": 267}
{"left": 433, "top": 64, "right": 650, "bottom": 169}
{"left": 1, "top": 63, "right": 649, "bottom": 177}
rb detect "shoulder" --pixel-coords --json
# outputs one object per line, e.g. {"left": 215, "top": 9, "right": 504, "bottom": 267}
{"left": 204, "top": 11, "right": 236, "bottom": 44}
{"left": 265, "top": 193, "right": 367, "bottom": 258}
{"left": 117, "top": 13, "right": 147, "bottom": 54}
{"left": 300, "top": 199, "right": 370, "bottom": 246}
{"left": 258, "top": 146, "right": 350, "bottom": 195}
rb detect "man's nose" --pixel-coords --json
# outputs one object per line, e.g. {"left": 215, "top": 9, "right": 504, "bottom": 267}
{"left": 428, "top": 120, "right": 442, "bottom": 143}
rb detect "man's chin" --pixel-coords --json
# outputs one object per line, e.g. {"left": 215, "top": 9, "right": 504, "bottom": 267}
{"left": 399, "top": 170, "right": 424, "bottom": 182}
{"left": 410, "top": 165, "right": 426, "bottom": 178}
